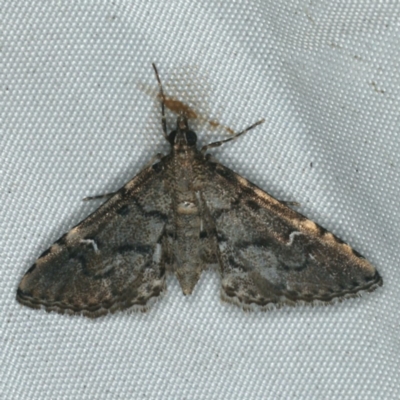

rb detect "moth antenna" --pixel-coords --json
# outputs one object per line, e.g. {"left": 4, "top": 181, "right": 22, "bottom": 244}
{"left": 201, "top": 118, "right": 265, "bottom": 153}
{"left": 152, "top": 63, "right": 168, "bottom": 140}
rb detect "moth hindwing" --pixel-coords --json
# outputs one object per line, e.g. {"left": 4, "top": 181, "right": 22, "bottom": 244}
{"left": 17, "top": 65, "right": 382, "bottom": 318}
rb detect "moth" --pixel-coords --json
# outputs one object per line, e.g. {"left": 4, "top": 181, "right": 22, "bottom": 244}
{"left": 17, "top": 65, "right": 382, "bottom": 318}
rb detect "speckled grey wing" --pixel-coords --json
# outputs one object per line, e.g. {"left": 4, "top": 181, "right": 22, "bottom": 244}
{"left": 202, "top": 160, "right": 382, "bottom": 310}
{"left": 17, "top": 163, "right": 171, "bottom": 318}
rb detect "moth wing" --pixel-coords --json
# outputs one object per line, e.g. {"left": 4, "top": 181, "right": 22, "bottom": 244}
{"left": 202, "top": 161, "right": 382, "bottom": 309}
{"left": 17, "top": 163, "right": 171, "bottom": 317}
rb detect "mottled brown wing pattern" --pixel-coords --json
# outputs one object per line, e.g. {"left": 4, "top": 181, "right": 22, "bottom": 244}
{"left": 202, "top": 160, "right": 382, "bottom": 310}
{"left": 17, "top": 164, "right": 171, "bottom": 317}
{"left": 17, "top": 65, "right": 382, "bottom": 317}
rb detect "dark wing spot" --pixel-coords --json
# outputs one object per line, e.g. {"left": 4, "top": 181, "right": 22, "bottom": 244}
{"left": 167, "top": 231, "right": 176, "bottom": 239}
{"left": 277, "top": 261, "right": 308, "bottom": 273}
{"left": 117, "top": 244, "right": 136, "bottom": 254}
{"left": 132, "top": 199, "right": 168, "bottom": 222}
{"left": 132, "top": 244, "right": 153, "bottom": 254}
{"left": 217, "top": 232, "right": 228, "bottom": 243}
{"left": 117, "top": 205, "right": 130, "bottom": 216}
{"left": 246, "top": 199, "right": 261, "bottom": 211}
{"left": 117, "top": 244, "right": 153, "bottom": 255}
{"left": 227, "top": 256, "right": 244, "bottom": 271}
{"left": 291, "top": 263, "right": 308, "bottom": 272}
{"left": 252, "top": 237, "right": 273, "bottom": 248}
{"left": 152, "top": 162, "right": 163, "bottom": 173}
{"left": 199, "top": 230, "right": 208, "bottom": 239}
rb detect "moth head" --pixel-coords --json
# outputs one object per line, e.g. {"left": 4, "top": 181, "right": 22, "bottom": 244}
{"left": 168, "top": 115, "right": 197, "bottom": 147}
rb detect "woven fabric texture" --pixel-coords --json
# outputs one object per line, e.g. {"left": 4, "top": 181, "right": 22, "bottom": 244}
{"left": 1, "top": 1, "right": 398, "bottom": 399}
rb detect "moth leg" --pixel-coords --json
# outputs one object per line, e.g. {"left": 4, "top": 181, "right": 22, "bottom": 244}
{"left": 201, "top": 119, "right": 265, "bottom": 153}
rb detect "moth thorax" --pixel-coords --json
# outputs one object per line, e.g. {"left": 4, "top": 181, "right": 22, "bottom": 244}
{"left": 168, "top": 130, "right": 198, "bottom": 148}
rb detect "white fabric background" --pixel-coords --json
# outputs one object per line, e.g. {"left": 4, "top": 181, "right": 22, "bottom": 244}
{"left": 1, "top": 1, "right": 398, "bottom": 399}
